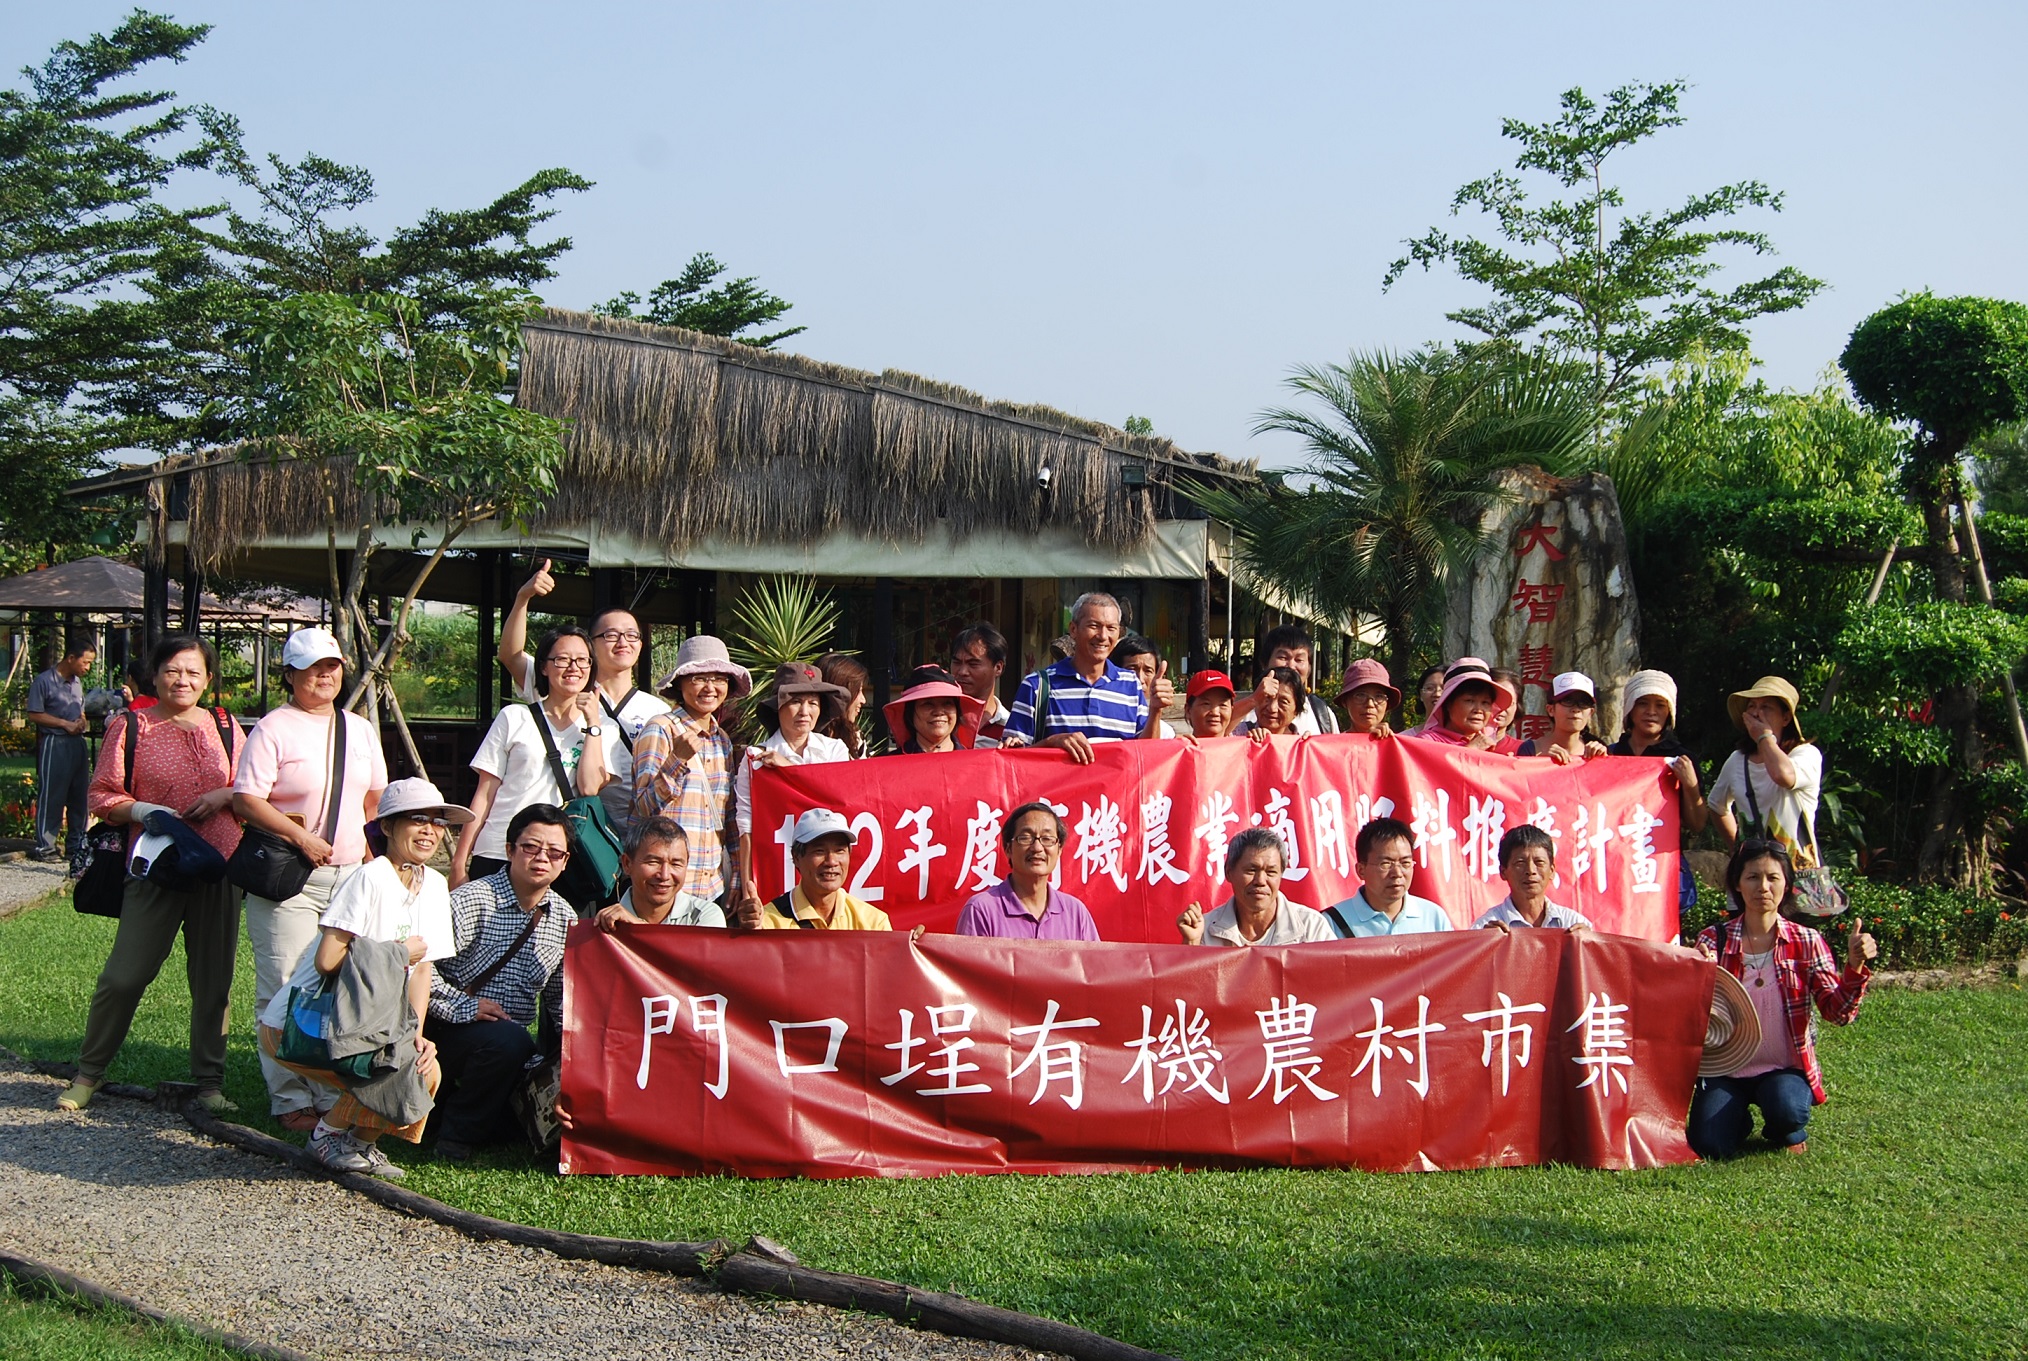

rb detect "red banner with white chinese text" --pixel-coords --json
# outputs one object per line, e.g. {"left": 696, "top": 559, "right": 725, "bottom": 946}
{"left": 749, "top": 735, "right": 1683, "bottom": 943}
{"left": 559, "top": 927, "right": 1710, "bottom": 1177}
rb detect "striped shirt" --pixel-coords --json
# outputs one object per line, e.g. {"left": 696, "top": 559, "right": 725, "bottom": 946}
{"left": 1005, "top": 659, "right": 1148, "bottom": 744}
{"left": 630, "top": 708, "right": 734, "bottom": 902}
{"left": 429, "top": 871, "right": 571, "bottom": 1028}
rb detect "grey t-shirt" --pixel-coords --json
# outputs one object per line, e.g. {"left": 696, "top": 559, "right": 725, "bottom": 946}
{"left": 26, "top": 667, "right": 83, "bottom": 745}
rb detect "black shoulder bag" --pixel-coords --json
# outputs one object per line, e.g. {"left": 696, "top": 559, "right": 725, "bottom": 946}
{"left": 599, "top": 687, "right": 638, "bottom": 754}
{"left": 226, "top": 709, "right": 342, "bottom": 902}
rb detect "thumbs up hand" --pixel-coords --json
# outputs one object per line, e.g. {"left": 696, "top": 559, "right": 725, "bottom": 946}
{"left": 517, "top": 558, "right": 556, "bottom": 603}
{"left": 1845, "top": 914, "right": 1878, "bottom": 974}
{"left": 1149, "top": 657, "right": 1177, "bottom": 711}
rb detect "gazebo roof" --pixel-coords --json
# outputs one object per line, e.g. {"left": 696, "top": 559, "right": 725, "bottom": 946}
{"left": 0, "top": 556, "right": 319, "bottom": 621}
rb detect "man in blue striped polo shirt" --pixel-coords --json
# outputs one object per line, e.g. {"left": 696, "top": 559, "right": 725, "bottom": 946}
{"left": 1002, "top": 593, "right": 1174, "bottom": 764}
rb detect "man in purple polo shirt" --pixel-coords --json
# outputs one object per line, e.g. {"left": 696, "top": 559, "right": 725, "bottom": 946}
{"left": 953, "top": 802, "right": 1102, "bottom": 941}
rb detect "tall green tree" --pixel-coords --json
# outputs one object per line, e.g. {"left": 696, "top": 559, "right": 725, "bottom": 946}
{"left": 1189, "top": 346, "right": 1592, "bottom": 675}
{"left": 1842, "top": 292, "right": 2028, "bottom": 881}
{"left": 0, "top": 10, "right": 221, "bottom": 565}
{"left": 596, "top": 251, "right": 804, "bottom": 347}
{"left": 1384, "top": 81, "right": 1823, "bottom": 424}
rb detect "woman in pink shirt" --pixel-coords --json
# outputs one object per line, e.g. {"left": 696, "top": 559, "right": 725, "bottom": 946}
{"left": 59, "top": 636, "right": 243, "bottom": 1113}
{"left": 231, "top": 627, "right": 388, "bottom": 1130}
{"left": 1405, "top": 658, "right": 1522, "bottom": 755}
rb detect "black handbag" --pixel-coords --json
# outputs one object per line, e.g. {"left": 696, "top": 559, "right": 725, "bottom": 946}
{"left": 75, "top": 708, "right": 238, "bottom": 917}
{"left": 226, "top": 710, "right": 345, "bottom": 902}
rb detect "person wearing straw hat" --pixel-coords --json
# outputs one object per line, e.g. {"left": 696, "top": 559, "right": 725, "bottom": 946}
{"left": 1404, "top": 658, "right": 1522, "bottom": 754}
{"left": 882, "top": 663, "right": 988, "bottom": 755}
{"left": 259, "top": 777, "right": 472, "bottom": 1179}
{"left": 1516, "top": 671, "right": 1609, "bottom": 764}
{"left": 1334, "top": 658, "right": 1400, "bottom": 738}
{"left": 1608, "top": 669, "right": 1709, "bottom": 834}
{"left": 630, "top": 635, "right": 752, "bottom": 904}
{"left": 1706, "top": 675, "right": 1823, "bottom": 861}
{"left": 733, "top": 662, "right": 852, "bottom": 913}
{"left": 1473, "top": 825, "right": 1591, "bottom": 931}
{"left": 1689, "top": 837, "right": 1875, "bottom": 1158}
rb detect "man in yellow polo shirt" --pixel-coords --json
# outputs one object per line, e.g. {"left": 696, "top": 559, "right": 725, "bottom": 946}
{"left": 737, "top": 808, "right": 893, "bottom": 931}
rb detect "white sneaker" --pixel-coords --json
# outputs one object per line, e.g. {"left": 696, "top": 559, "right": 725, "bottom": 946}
{"left": 350, "top": 1135, "right": 407, "bottom": 1182}
{"left": 307, "top": 1127, "right": 370, "bottom": 1174}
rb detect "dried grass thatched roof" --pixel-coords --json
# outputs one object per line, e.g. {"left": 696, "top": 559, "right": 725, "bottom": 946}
{"left": 148, "top": 309, "right": 1256, "bottom": 571}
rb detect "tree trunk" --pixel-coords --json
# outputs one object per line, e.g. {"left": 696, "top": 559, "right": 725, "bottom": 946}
{"left": 1913, "top": 452, "right": 1979, "bottom": 882}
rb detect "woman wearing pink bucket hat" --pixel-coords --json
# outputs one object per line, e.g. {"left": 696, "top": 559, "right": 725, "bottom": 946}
{"left": 1405, "top": 658, "right": 1522, "bottom": 755}
{"left": 882, "top": 664, "right": 987, "bottom": 755}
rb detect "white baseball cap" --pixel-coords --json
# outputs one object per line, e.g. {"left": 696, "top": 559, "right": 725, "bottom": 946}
{"left": 282, "top": 627, "right": 344, "bottom": 670}
{"left": 1550, "top": 671, "right": 1597, "bottom": 702}
{"left": 791, "top": 808, "right": 856, "bottom": 847}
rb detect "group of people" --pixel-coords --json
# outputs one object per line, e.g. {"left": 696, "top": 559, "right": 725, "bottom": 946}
{"left": 33, "top": 572, "right": 1870, "bottom": 1169}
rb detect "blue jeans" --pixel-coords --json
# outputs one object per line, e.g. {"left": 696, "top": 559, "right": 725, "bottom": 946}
{"left": 1688, "top": 1068, "right": 1814, "bottom": 1158}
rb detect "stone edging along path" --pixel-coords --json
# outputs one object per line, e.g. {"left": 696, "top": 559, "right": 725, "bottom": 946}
{"left": 11, "top": 1054, "right": 1171, "bottom": 1361}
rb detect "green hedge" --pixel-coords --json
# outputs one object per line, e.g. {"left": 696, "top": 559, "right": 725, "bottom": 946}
{"left": 1682, "top": 872, "right": 2028, "bottom": 969}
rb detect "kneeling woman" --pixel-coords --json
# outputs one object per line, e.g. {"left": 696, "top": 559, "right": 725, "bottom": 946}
{"left": 1689, "top": 839, "right": 1876, "bottom": 1158}
{"left": 260, "top": 778, "right": 471, "bottom": 1180}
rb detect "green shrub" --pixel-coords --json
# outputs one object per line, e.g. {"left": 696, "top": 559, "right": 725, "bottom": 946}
{"left": 1681, "top": 870, "right": 2024, "bottom": 969}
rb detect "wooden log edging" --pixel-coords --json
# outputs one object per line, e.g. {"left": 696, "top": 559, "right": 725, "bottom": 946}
{"left": 0, "top": 1245, "right": 319, "bottom": 1361}
{"left": 6, "top": 1051, "right": 1176, "bottom": 1361}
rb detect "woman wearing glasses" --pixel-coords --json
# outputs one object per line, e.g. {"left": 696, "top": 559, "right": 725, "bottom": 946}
{"left": 451, "top": 627, "right": 608, "bottom": 888}
{"left": 494, "top": 559, "right": 668, "bottom": 837}
{"left": 953, "top": 802, "right": 1102, "bottom": 940}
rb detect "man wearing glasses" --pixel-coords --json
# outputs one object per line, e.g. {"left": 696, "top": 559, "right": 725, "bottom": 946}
{"left": 494, "top": 558, "right": 670, "bottom": 836}
{"left": 953, "top": 802, "right": 1102, "bottom": 940}
{"left": 427, "top": 804, "right": 575, "bottom": 1161}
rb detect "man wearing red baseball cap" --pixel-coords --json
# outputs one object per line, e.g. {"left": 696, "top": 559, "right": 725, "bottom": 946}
{"left": 1185, "top": 671, "right": 1237, "bottom": 739}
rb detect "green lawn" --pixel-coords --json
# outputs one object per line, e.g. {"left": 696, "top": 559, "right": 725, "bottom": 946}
{"left": 2, "top": 888, "right": 2024, "bottom": 1360}
{"left": 0, "top": 1275, "right": 250, "bottom": 1360}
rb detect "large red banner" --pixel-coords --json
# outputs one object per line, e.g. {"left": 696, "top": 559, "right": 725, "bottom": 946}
{"left": 750, "top": 735, "right": 1683, "bottom": 942}
{"left": 560, "top": 927, "right": 1710, "bottom": 1177}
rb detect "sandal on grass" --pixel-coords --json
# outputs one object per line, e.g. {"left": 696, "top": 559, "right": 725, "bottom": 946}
{"left": 56, "top": 1080, "right": 98, "bottom": 1111}
{"left": 192, "top": 1089, "right": 238, "bottom": 1115}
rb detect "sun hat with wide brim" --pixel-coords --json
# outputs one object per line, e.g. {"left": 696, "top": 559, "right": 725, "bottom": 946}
{"left": 657, "top": 635, "right": 753, "bottom": 700}
{"left": 1435, "top": 657, "right": 1517, "bottom": 720}
{"left": 1335, "top": 657, "right": 1401, "bottom": 706}
{"left": 882, "top": 666, "right": 987, "bottom": 749}
{"left": 1699, "top": 965, "right": 1764, "bottom": 1077}
{"left": 761, "top": 661, "right": 848, "bottom": 710}
{"left": 1726, "top": 675, "right": 1803, "bottom": 739}
{"left": 372, "top": 776, "right": 475, "bottom": 827}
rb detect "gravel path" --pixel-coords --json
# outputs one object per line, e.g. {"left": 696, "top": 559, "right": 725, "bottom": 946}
{"left": 0, "top": 1062, "right": 1057, "bottom": 1361}
{"left": 0, "top": 858, "right": 68, "bottom": 917}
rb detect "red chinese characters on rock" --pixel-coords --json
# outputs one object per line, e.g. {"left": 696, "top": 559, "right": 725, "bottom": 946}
{"left": 1510, "top": 581, "right": 1567, "bottom": 624}
{"left": 560, "top": 928, "right": 1711, "bottom": 1178}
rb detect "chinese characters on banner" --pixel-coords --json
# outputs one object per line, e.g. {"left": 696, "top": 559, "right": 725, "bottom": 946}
{"left": 560, "top": 927, "right": 1710, "bottom": 1177}
{"left": 749, "top": 733, "right": 1683, "bottom": 944}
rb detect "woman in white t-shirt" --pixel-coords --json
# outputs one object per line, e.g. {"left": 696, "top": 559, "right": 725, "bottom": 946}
{"left": 451, "top": 626, "right": 609, "bottom": 887}
{"left": 733, "top": 663, "right": 852, "bottom": 911}
{"left": 493, "top": 561, "right": 670, "bottom": 836}
{"left": 1707, "top": 675, "right": 1826, "bottom": 866}
{"left": 259, "top": 779, "right": 471, "bottom": 1181}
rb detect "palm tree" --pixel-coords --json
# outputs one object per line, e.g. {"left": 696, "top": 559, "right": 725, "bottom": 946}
{"left": 1191, "top": 345, "right": 1592, "bottom": 676}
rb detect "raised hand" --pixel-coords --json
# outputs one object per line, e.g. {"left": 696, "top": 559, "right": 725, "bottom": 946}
{"left": 1176, "top": 902, "right": 1205, "bottom": 945}
{"left": 1846, "top": 914, "right": 1878, "bottom": 973}
{"left": 517, "top": 557, "right": 556, "bottom": 602}
{"left": 1149, "top": 658, "right": 1176, "bottom": 711}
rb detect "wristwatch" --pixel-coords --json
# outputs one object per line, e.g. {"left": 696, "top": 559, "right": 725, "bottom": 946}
{"left": 584, "top": 725, "right": 604, "bottom": 737}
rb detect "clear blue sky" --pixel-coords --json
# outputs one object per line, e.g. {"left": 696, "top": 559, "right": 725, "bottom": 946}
{"left": 13, "top": 2, "right": 2027, "bottom": 466}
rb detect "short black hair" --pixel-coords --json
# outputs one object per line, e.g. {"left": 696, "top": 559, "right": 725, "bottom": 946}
{"left": 1724, "top": 837, "right": 1796, "bottom": 913}
{"left": 1001, "top": 801, "right": 1067, "bottom": 847}
{"left": 952, "top": 622, "right": 1007, "bottom": 667}
{"left": 1110, "top": 634, "right": 1158, "bottom": 667}
{"left": 1259, "top": 623, "right": 1314, "bottom": 664}
{"left": 506, "top": 803, "right": 571, "bottom": 849}
{"left": 588, "top": 607, "right": 641, "bottom": 640}
{"left": 1224, "top": 826, "right": 1286, "bottom": 878}
{"left": 1264, "top": 664, "right": 1307, "bottom": 706}
{"left": 1499, "top": 824, "right": 1555, "bottom": 869}
{"left": 63, "top": 630, "right": 96, "bottom": 659}
{"left": 532, "top": 625, "right": 593, "bottom": 697}
{"left": 1356, "top": 816, "right": 1414, "bottom": 863}
{"left": 625, "top": 815, "right": 688, "bottom": 857}
{"left": 148, "top": 633, "right": 216, "bottom": 679}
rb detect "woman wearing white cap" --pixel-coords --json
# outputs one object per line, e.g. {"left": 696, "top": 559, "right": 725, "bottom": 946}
{"left": 1607, "top": 669, "right": 1709, "bottom": 834}
{"left": 231, "top": 626, "right": 390, "bottom": 1131}
{"left": 260, "top": 778, "right": 471, "bottom": 1179}
{"left": 1516, "top": 671, "right": 1609, "bottom": 764}
{"left": 630, "top": 635, "right": 752, "bottom": 904}
{"left": 452, "top": 626, "right": 610, "bottom": 889}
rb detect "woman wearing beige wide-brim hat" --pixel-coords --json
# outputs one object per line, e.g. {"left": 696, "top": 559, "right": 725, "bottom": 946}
{"left": 1706, "top": 675, "right": 1825, "bottom": 864}
{"left": 629, "top": 636, "right": 753, "bottom": 904}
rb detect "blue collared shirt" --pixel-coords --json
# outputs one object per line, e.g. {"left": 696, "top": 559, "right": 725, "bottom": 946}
{"left": 1323, "top": 889, "right": 1454, "bottom": 938}
{"left": 1004, "top": 659, "right": 1148, "bottom": 743}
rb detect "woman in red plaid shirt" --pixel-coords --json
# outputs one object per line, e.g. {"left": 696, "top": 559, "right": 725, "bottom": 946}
{"left": 1689, "top": 839, "right": 1877, "bottom": 1158}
